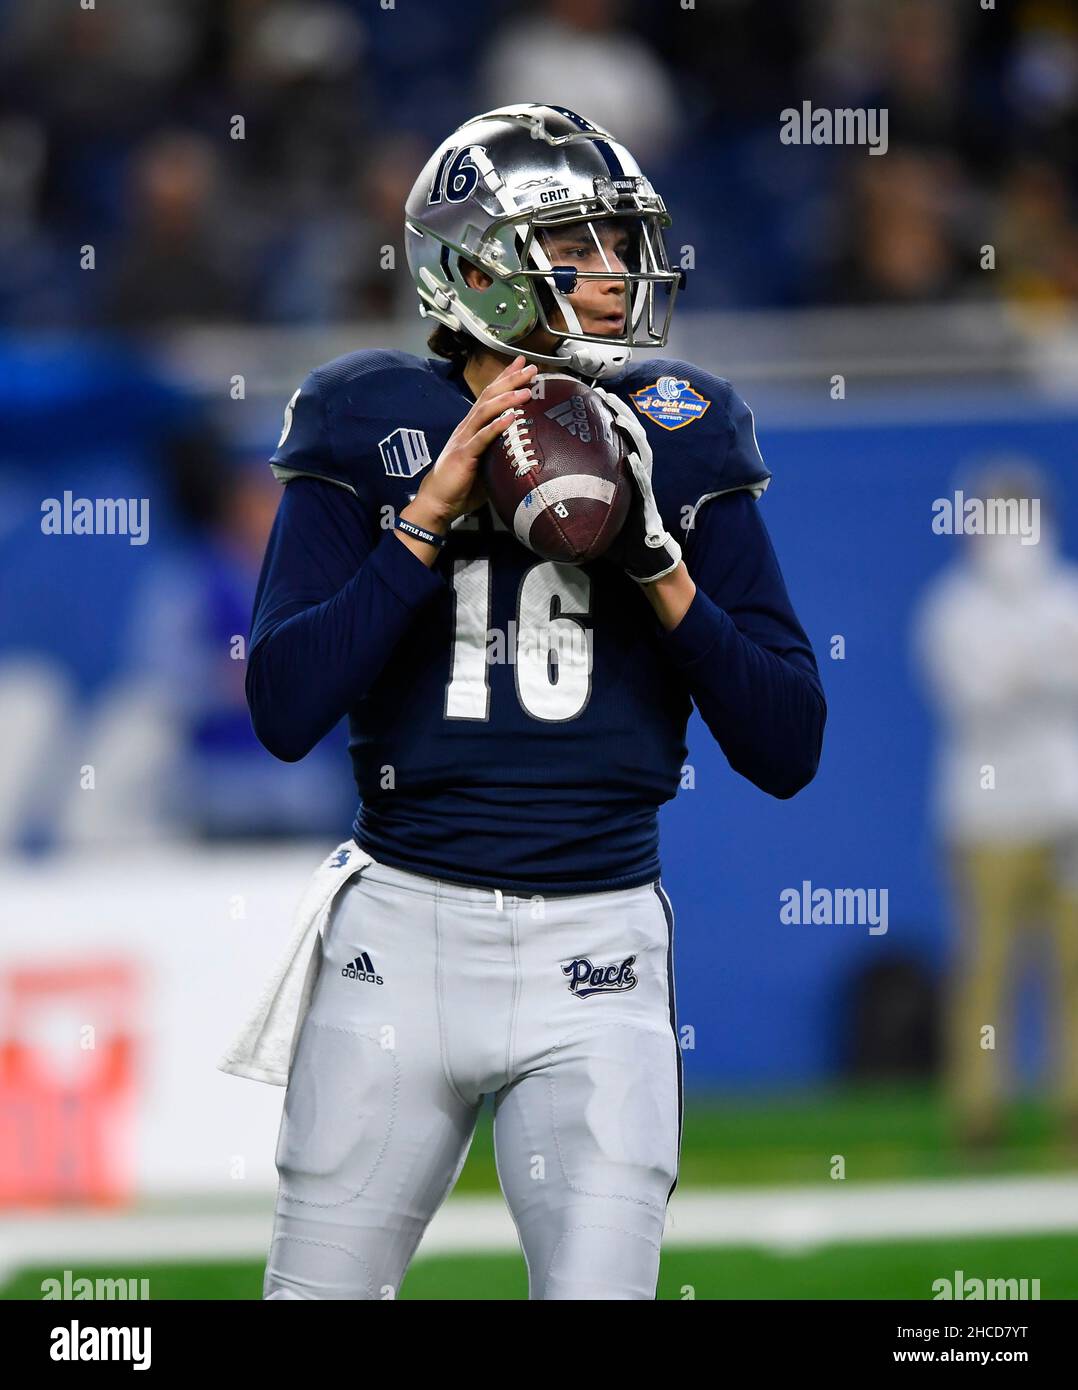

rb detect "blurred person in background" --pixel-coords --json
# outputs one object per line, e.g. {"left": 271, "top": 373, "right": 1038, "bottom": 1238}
{"left": 2, "top": 0, "right": 204, "bottom": 137}
{"left": 828, "top": 147, "right": 973, "bottom": 304}
{"left": 210, "top": 0, "right": 373, "bottom": 324}
{"left": 224, "top": 0, "right": 370, "bottom": 265}
{"left": 339, "top": 135, "right": 429, "bottom": 320}
{"left": 0, "top": 0, "right": 212, "bottom": 324}
{"left": 1004, "top": 0, "right": 1078, "bottom": 155}
{"left": 125, "top": 441, "right": 354, "bottom": 839}
{"left": 265, "top": 132, "right": 427, "bottom": 323}
{"left": 915, "top": 464, "right": 1078, "bottom": 1152}
{"left": 0, "top": 115, "right": 57, "bottom": 326}
{"left": 103, "top": 130, "right": 249, "bottom": 326}
{"left": 479, "top": 0, "right": 681, "bottom": 163}
{"left": 878, "top": 0, "right": 965, "bottom": 150}
{"left": 994, "top": 161, "right": 1078, "bottom": 315}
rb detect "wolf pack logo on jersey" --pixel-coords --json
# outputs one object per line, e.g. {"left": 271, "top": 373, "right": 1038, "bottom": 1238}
{"left": 379, "top": 427, "right": 432, "bottom": 479}
{"left": 342, "top": 951, "right": 384, "bottom": 985}
{"left": 562, "top": 954, "right": 638, "bottom": 999}
{"left": 544, "top": 395, "right": 592, "bottom": 443}
{"left": 629, "top": 375, "right": 711, "bottom": 431}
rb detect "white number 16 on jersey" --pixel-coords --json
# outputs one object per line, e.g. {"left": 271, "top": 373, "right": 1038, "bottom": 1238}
{"left": 445, "top": 559, "right": 593, "bottom": 722}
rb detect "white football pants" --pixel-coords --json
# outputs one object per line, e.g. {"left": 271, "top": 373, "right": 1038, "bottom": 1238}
{"left": 262, "top": 855, "right": 682, "bottom": 1300}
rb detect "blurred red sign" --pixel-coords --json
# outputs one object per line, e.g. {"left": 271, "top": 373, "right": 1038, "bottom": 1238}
{"left": 0, "top": 961, "right": 140, "bottom": 1207}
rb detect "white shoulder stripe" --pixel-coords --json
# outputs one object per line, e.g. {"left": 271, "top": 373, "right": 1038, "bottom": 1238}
{"left": 269, "top": 464, "right": 358, "bottom": 497}
{"left": 684, "top": 478, "right": 770, "bottom": 531}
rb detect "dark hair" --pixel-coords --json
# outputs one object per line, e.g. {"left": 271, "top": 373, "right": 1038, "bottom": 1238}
{"left": 427, "top": 321, "right": 475, "bottom": 369}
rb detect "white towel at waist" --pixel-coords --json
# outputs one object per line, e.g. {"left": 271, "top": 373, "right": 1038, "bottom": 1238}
{"left": 217, "top": 840, "right": 373, "bottom": 1086}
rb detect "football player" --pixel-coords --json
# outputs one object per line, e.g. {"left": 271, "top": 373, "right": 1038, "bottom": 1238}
{"left": 248, "top": 104, "right": 826, "bottom": 1300}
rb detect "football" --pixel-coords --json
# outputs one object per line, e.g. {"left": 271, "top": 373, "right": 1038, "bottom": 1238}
{"left": 482, "top": 373, "right": 631, "bottom": 563}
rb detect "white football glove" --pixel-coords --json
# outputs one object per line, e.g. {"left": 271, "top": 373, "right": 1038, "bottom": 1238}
{"left": 593, "top": 385, "right": 682, "bottom": 583}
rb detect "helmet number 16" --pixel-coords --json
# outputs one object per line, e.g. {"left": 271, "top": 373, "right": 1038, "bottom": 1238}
{"left": 427, "top": 146, "right": 481, "bottom": 205}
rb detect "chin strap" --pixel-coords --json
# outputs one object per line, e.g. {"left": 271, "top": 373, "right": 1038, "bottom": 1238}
{"left": 508, "top": 338, "right": 632, "bottom": 380}
{"left": 555, "top": 340, "right": 632, "bottom": 379}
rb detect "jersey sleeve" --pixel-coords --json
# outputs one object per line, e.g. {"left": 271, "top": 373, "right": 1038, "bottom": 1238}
{"left": 269, "top": 368, "right": 356, "bottom": 496}
{"left": 657, "top": 488, "right": 825, "bottom": 799}
{"left": 683, "top": 373, "right": 771, "bottom": 530}
{"left": 246, "top": 477, "right": 446, "bottom": 762}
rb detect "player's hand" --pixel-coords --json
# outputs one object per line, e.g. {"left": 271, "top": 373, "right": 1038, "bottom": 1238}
{"left": 593, "top": 385, "right": 682, "bottom": 585}
{"left": 406, "top": 356, "right": 538, "bottom": 533}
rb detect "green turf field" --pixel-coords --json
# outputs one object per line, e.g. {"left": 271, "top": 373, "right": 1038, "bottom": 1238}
{"left": 5, "top": 1234, "right": 1072, "bottom": 1301}
{"left": 5, "top": 1085, "right": 1076, "bottom": 1300}
{"left": 453, "top": 1081, "right": 1078, "bottom": 1190}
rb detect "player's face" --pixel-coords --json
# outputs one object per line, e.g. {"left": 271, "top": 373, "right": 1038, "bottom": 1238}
{"left": 536, "top": 218, "right": 632, "bottom": 337}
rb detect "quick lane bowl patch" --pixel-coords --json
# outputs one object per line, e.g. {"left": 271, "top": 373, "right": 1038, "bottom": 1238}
{"left": 629, "top": 375, "right": 711, "bottom": 431}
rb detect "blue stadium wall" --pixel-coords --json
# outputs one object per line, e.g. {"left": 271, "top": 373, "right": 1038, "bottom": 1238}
{"left": 3, "top": 343, "right": 1075, "bottom": 1089}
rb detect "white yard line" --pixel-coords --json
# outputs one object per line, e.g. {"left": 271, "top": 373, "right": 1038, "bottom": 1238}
{"left": 664, "top": 1177, "right": 1078, "bottom": 1251}
{"left": 3, "top": 1175, "right": 1078, "bottom": 1282}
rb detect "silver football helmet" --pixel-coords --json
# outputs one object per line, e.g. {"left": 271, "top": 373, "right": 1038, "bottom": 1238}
{"left": 404, "top": 104, "right": 683, "bottom": 379}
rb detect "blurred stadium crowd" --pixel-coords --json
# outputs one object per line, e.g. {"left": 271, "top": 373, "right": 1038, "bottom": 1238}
{"left": 0, "top": 0, "right": 1075, "bottom": 325}
{"left": 0, "top": 0, "right": 1076, "bottom": 853}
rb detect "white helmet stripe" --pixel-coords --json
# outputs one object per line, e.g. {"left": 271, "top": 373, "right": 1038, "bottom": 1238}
{"left": 467, "top": 144, "right": 519, "bottom": 216}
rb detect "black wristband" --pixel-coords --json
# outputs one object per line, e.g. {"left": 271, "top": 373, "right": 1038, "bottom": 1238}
{"left": 395, "top": 516, "right": 446, "bottom": 549}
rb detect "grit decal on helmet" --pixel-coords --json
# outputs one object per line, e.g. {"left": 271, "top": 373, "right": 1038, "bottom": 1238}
{"left": 404, "top": 104, "right": 684, "bottom": 380}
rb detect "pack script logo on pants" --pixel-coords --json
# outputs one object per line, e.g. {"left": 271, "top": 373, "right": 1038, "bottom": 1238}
{"left": 562, "top": 954, "right": 638, "bottom": 998}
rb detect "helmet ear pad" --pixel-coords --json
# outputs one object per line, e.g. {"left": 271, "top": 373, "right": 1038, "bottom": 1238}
{"left": 450, "top": 250, "right": 540, "bottom": 346}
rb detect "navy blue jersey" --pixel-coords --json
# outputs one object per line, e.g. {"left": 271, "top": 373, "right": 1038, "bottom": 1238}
{"left": 247, "top": 350, "right": 825, "bottom": 893}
